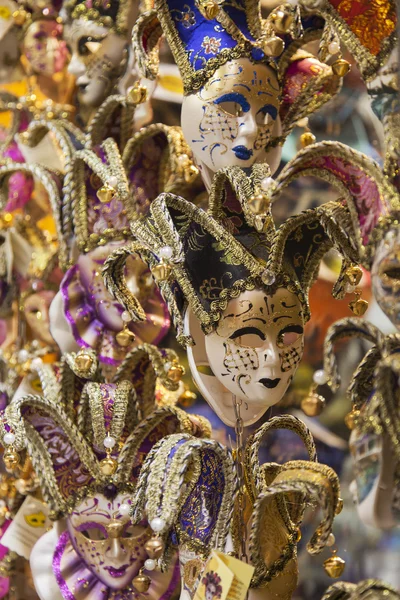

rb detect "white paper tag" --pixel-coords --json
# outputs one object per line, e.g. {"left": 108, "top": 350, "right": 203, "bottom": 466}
{"left": 1, "top": 496, "right": 51, "bottom": 560}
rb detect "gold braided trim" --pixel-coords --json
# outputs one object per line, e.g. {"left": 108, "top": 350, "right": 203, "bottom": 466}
{"left": 132, "top": 433, "right": 236, "bottom": 559}
{"left": 87, "top": 94, "right": 135, "bottom": 151}
{"left": 249, "top": 460, "right": 340, "bottom": 588}
{"left": 66, "top": 0, "right": 132, "bottom": 35}
{"left": 132, "top": 10, "right": 162, "bottom": 81}
{"left": 322, "top": 579, "right": 400, "bottom": 600}
{"left": 71, "top": 140, "right": 134, "bottom": 252}
{"left": 323, "top": 317, "right": 383, "bottom": 393}
{"left": 313, "top": 0, "right": 396, "bottom": 81}
{"left": 244, "top": 415, "right": 317, "bottom": 505}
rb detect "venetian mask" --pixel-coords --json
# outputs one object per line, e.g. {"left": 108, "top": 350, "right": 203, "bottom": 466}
{"left": 371, "top": 228, "right": 400, "bottom": 327}
{"left": 24, "top": 289, "right": 56, "bottom": 346}
{"left": 64, "top": 19, "right": 127, "bottom": 107}
{"left": 67, "top": 494, "right": 149, "bottom": 590}
{"left": 22, "top": 19, "right": 68, "bottom": 77}
{"left": 181, "top": 58, "right": 282, "bottom": 175}
{"left": 187, "top": 288, "right": 304, "bottom": 426}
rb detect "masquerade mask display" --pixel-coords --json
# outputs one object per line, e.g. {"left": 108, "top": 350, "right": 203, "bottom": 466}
{"left": 103, "top": 164, "right": 355, "bottom": 425}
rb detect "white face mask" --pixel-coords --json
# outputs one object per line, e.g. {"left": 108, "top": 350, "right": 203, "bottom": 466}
{"left": 64, "top": 19, "right": 127, "bottom": 108}
{"left": 67, "top": 494, "right": 149, "bottom": 590}
{"left": 371, "top": 228, "right": 400, "bottom": 328}
{"left": 181, "top": 57, "right": 281, "bottom": 175}
{"left": 187, "top": 288, "right": 304, "bottom": 426}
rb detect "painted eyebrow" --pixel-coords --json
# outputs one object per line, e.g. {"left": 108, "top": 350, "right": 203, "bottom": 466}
{"left": 257, "top": 104, "right": 278, "bottom": 120}
{"left": 229, "top": 326, "right": 266, "bottom": 340}
{"left": 75, "top": 521, "right": 108, "bottom": 535}
{"left": 214, "top": 92, "right": 250, "bottom": 113}
{"left": 279, "top": 324, "right": 304, "bottom": 334}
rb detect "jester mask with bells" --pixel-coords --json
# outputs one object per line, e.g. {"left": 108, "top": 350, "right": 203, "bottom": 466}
{"left": 134, "top": 0, "right": 343, "bottom": 183}
{"left": 61, "top": 0, "right": 141, "bottom": 109}
{"left": 131, "top": 413, "right": 341, "bottom": 600}
{"left": 0, "top": 343, "right": 214, "bottom": 600}
{"left": 321, "top": 317, "right": 400, "bottom": 531}
{"left": 3, "top": 114, "right": 200, "bottom": 373}
{"left": 103, "top": 163, "right": 358, "bottom": 427}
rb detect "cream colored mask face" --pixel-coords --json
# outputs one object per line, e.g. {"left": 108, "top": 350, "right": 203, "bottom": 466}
{"left": 371, "top": 228, "right": 400, "bottom": 328}
{"left": 24, "top": 289, "right": 56, "bottom": 346}
{"left": 187, "top": 288, "right": 304, "bottom": 426}
{"left": 68, "top": 494, "right": 150, "bottom": 590}
{"left": 65, "top": 19, "right": 127, "bottom": 107}
{"left": 181, "top": 57, "right": 282, "bottom": 174}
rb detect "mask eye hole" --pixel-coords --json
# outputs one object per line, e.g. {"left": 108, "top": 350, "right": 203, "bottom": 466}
{"left": 256, "top": 105, "right": 278, "bottom": 126}
{"left": 80, "top": 527, "right": 106, "bottom": 541}
{"left": 229, "top": 326, "right": 265, "bottom": 348}
{"left": 122, "top": 524, "right": 147, "bottom": 539}
{"left": 381, "top": 266, "right": 400, "bottom": 281}
{"left": 277, "top": 325, "right": 303, "bottom": 348}
{"left": 216, "top": 101, "right": 243, "bottom": 117}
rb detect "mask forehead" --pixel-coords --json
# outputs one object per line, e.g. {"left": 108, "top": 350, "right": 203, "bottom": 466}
{"left": 215, "top": 287, "right": 303, "bottom": 339}
{"left": 65, "top": 19, "right": 109, "bottom": 48}
{"left": 199, "top": 58, "right": 280, "bottom": 107}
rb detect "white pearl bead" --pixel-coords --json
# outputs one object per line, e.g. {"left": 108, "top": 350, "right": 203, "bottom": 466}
{"left": 328, "top": 41, "right": 340, "bottom": 55}
{"left": 158, "top": 246, "right": 173, "bottom": 261}
{"left": 296, "top": 117, "right": 309, "bottom": 128}
{"left": 345, "top": 282, "right": 355, "bottom": 294}
{"left": 261, "top": 269, "right": 276, "bottom": 286}
{"left": 31, "top": 357, "right": 43, "bottom": 369}
{"left": 177, "top": 154, "right": 189, "bottom": 166}
{"left": 121, "top": 310, "right": 132, "bottom": 323}
{"left": 3, "top": 432, "right": 15, "bottom": 445}
{"left": 326, "top": 533, "right": 335, "bottom": 547}
{"left": 104, "top": 435, "right": 116, "bottom": 449}
{"left": 119, "top": 503, "right": 131, "bottom": 516}
{"left": 164, "top": 362, "right": 171, "bottom": 373}
{"left": 145, "top": 559, "right": 156, "bottom": 571}
{"left": 108, "top": 176, "right": 118, "bottom": 188}
{"left": 150, "top": 517, "right": 165, "bottom": 532}
{"left": 260, "top": 177, "right": 274, "bottom": 192}
{"left": 18, "top": 349, "right": 29, "bottom": 362}
{"left": 313, "top": 369, "right": 328, "bottom": 386}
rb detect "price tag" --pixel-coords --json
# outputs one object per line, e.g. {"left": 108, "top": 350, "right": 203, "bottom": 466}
{"left": 194, "top": 551, "right": 254, "bottom": 600}
{"left": 1, "top": 496, "right": 50, "bottom": 560}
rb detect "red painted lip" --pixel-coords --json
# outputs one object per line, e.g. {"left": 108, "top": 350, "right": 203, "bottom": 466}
{"left": 104, "top": 565, "right": 129, "bottom": 578}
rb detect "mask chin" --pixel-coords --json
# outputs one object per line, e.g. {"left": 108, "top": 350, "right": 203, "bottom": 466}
{"left": 184, "top": 308, "right": 272, "bottom": 427}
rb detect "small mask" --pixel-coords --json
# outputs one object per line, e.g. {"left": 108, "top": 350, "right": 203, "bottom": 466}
{"left": 371, "top": 228, "right": 400, "bottom": 327}
{"left": 181, "top": 58, "right": 281, "bottom": 174}
{"left": 65, "top": 19, "right": 127, "bottom": 107}
{"left": 67, "top": 494, "right": 149, "bottom": 590}
{"left": 22, "top": 20, "right": 68, "bottom": 77}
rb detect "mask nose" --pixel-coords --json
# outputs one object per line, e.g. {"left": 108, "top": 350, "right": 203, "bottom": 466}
{"left": 239, "top": 111, "right": 258, "bottom": 145}
{"left": 105, "top": 538, "right": 125, "bottom": 560}
{"left": 67, "top": 54, "right": 84, "bottom": 77}
{"left": 262, "top": 341, "right": 279, "bottom": 365}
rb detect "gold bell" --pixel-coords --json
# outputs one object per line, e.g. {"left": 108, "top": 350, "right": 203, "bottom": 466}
{"left": 127, "top": 82, "right": 148, "bottom": 105}
{"left": 100, "top": 456, "right": 118, "bottom": 476}
{"left": 332, "top": 59, "right": 351, "bottom": 78}
{"left": 197, "top": 0, "right": 220, "bottom": 19}
{"left": 75, "top": 351, "right": 93, "bottom": 374}
{"left": 300, "top": 389, "right": 325, "bottom": 417}
{"left": 3, "top": 448, "right": 20, "bottom": 471}
{"left": 344, "top": 408, "right": 360, "bottom": 430}
{"left": 133, "top": 570, "right": 152, "bottom": 593}
{"left": 116, "top": 325, "right": 135, "bottom": 348}
{"left": 247, "top": 194, "right": 270, "bottom": 215}
{"left": 97, "top": 185, "right": 115, "bottom": 204}
{"left": 184, "top": 164, "right": 200, "bottom": 184}
{"left": 271, "top": 9, "right": 293, "bottom": 34}
{"left": 349, "top": 290, "right": 368, "bottom": 316}
{"left": 263, "top": 36, "right": 284, "bottom": 57}
{"left": 168, "top": 364, "right": 185, "bottom": 383}
{"left": 344, "top": 265, "right": 363, "bottom": 287}
{"left": 151, "top": 262, "right": 172, "bottom": 282}
{"left": 144, "top": 536, "right": 164, "bottom": 559}
{"left": 300, "top": 131, "right": 316, "bottom": 147}
{"left": 13, "top": 8, "right": 28, "bottom": 25}
{"left": 323, "top": 551, "right": 346, "bottom": 578}
{"left": 179, "top": 389, "right": 197, "bottom": 407}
